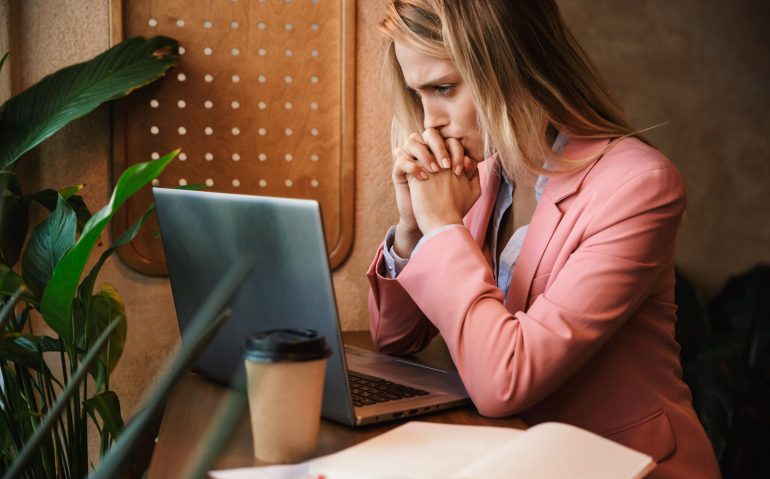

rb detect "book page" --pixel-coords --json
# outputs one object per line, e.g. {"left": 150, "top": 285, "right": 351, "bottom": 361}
{"left": 453, "top": 422, "right": 655, "bottom": 479}
{"left": 209, "top": 462, "right": 311, "bottom": 479}
{"left": 308, "top": 421, "right": 523, "bottom": 479}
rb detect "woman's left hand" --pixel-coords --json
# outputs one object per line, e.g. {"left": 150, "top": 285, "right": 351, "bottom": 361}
{"left": 407, "top": 165, "right": 481, "bottom": 235}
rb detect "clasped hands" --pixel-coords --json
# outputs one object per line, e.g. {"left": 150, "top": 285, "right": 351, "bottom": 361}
{"left": 391, "top": 128, "right": 481, "bottom": 257}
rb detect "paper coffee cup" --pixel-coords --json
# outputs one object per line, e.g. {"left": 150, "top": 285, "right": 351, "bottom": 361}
{"left": 244, "top": 329, "right": 331, "bottom": 463}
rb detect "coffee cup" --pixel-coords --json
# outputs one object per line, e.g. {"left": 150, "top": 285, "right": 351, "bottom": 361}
{"left": 243, "top": 329, "right": 331, "bottom": 463}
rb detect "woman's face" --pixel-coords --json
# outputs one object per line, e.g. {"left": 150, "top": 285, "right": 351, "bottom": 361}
{"left": 394, "top": 40, "right": 484, "bottom": 161}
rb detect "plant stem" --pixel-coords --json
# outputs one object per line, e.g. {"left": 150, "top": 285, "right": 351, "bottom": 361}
{"left": 3, "top": 320, "right": 121, "bottom": 479}
{"left": 0, "top": 288, "right": 24, "bottom": 331}
{"left": 82, "top": 354, "right": 89, "bottom": 475}
{"left": 71, "top": 346, "right": 84, "bottom": 478}
{"left": 41, "top": 361, "right": 69, "bottom": 478}
{"left": 0, "top": 363, "right": 25, "bottom": 457}
{"left": 16, "top": 362, "right": 42, "bottom": 462}
{"left": 60, "top": 342, "right": 75, "bottom": 479}
{"left": 32, "top": 368, "right": 56, "bottom": 478}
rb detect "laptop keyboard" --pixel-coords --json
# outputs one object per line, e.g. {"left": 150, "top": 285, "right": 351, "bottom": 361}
{"left": 348, "top": 372, "right": 429, "bottom": 407}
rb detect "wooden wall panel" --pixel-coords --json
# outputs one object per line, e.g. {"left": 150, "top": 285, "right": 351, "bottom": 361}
{"left": 110, "top": 0, "right": 355, "bottom": 274}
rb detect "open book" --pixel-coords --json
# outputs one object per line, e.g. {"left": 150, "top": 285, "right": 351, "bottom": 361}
{"left": 307, "top": 421, "right": 655, "bottom": 479}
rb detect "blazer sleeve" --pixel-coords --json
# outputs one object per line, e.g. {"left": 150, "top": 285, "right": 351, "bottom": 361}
{"left": 395, "top": 166, "right": 686, "bottom": 416}
{"left": 366, "top": 243, "right": 439, "bottom": 355}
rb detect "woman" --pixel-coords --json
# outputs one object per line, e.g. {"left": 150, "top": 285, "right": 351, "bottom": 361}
{"left": 366, "top": 1, "right": 720, "bottom": 477}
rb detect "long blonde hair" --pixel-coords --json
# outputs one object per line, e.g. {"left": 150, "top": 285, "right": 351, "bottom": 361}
{"left": 380, "top": 0, "right": 638, "bottom": 179}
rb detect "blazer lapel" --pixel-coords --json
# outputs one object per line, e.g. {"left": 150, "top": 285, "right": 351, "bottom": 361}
{"left": 505, "top": 199, "right": 562, "bottom": 312}
{"left": 467, "top": 156, "right": 503, "bottom": 247}
{"left": 505, "top": 137, "right": 611, "bottom": 313}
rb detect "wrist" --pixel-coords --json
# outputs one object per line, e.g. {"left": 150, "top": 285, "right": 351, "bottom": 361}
{"left": 393, "top": 221, "right": 422, "bottom": 258}
{"left": 396, "top": 219, "right": 421, "bottom": 239}
{"left": 418, "top": 214, "right": 463, "bottom": 235}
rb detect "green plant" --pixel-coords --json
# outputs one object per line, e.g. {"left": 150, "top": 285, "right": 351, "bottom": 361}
{"left": 0, "top": 36, "right": 179, "bottom": 477}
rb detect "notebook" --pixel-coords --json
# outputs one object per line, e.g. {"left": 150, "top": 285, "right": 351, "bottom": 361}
{"left": 209, "top": 421, "right": 655, "bottom": 479}
{"left": 308, "top": 421, "right": 655, "bottom": 479}
{"left": 153, "top": 188, "right": 469, "bottom": 426}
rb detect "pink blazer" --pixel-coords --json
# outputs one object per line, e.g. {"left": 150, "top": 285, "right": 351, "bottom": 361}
{"left": 367, "top": 137, "right": 720, "bottom": 478}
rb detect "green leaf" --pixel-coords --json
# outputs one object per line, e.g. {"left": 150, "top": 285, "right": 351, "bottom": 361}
{"left": 40, "top": 151, "right": 177, "bottom": 343}
{"left": 27, "top": 188, "right": 92, "bottom": 232}
{"left": 0, "top": 264, "right": 38, "bottom": 305}
{"left": 65, "top": 195, "right": 93, "bottom": 232}
{"left": 1, "top": 171, "right": 28, "bottom": 267}
{"left": 0, "top": 334, "right": 58, "bottom": 377}
{"left": 84, "top": 391, "right": 124, "bottom": 440}
{"left": 20, "top": 195, "right": 76, "bottom": 296}
{"left": 0, "top": 265, "right": 24, "bottom": 294}
{"left": 78, "top": 203, "right": 156, "bottom": 308}
{"left": 0, "top": 194, "right": 29, "bottom": 267}
{"left": 58, "top": 184, "right": 83, "bottom": 200}
{"left": 27, "top": 184, "right": 83, "bottom": 206}
{"left": 7, "top": 333, "right": 62, "bottom": 353}
{"left": 82, "top": 284, "right": 127, "bottom": 385}
{"left": 1, "top": 179, "right": 90, "bottom": 267}
{"left": 0, "top": 36, "right": 178, "bottom": 170}
{"left": 0, "top": 335, "right": 41, "bottom": 369}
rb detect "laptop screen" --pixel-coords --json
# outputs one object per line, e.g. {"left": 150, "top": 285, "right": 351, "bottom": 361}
{"left": 154, "top": 188, "right": 355, "bottom": 424}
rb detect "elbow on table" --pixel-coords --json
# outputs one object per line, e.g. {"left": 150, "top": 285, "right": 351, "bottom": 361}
{"left": 371, "top": 332, "right": 429, "bottom": 356}
{"left": 467, "top": 380, "right": 533, "bottom": 418}
{"left": 472, "top": 397, "right": 521, "bottom": 418}
{"left": 374, "top": 344, "right": 417, "bottom": 356}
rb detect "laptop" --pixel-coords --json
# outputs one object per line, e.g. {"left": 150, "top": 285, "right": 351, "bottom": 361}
{"left": 153, "top": 188, "right": 469, "bottom": 426}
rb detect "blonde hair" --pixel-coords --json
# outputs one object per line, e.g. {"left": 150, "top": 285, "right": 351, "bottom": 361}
{"left": 380, "top": 0, "right": 639, "bottom": 180}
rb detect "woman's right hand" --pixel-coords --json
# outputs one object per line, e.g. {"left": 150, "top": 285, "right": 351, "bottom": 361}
{"left": 391, "top": 129, "right": 468, "bottom": 257}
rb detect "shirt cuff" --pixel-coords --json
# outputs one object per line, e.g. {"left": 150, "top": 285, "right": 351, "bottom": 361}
{"left": 382, "top": 225, "right": 410, "bottom": 278}
{"left": 413, "top": 224, "right": 465, "bottom": 256}
{"left": 382, "top": 224, "right": 464, "bottom": 278}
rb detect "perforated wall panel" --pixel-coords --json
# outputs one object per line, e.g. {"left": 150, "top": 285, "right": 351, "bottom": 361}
{"left": 110, "top": 0, "right": 355, "bottom": 274}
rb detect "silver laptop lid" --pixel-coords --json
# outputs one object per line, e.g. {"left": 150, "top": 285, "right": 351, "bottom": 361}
{"left": 154, "top": 188, "right": 356, "bottom": 425}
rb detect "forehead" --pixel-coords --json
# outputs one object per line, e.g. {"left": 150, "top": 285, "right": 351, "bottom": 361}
{"left": 394, "top": 40, "right": 459, "bottom": 88}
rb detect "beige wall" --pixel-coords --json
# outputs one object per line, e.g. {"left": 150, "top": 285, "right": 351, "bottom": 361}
{"left": 0, "top": 1, "right": 8, "bottom": 100}
{"left": 559, "top": 0, "right": 770, "bottom": 296}
{"left": 3, "top": 0, "right": 769, "bottom": 424}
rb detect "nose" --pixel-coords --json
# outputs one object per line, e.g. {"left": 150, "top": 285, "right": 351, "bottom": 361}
{"left": 422, "top": 97, "right": 448, "bottom": 131}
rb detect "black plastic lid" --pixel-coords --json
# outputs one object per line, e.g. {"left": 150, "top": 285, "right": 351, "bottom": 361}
{"left": 244, "top": 329, "right": 331, "bottom": 362}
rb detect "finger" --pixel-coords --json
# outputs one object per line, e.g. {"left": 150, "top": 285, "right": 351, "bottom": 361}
{"left": 463, "top": 155, "right": 478, "bottom": 179}
{"left": 393, "top": 147, "right": 429, "bottom": 182}
{"left": 445, "top": 138, "right": 465, "bottom": 176}
{"left": 393, "top": 158, "right": 428, "bottom": 182}
{"left": 403, "top": 132, "right": 441, "bottom": 173}
{"left": 470, "top": 167, "right": 481, "bottom": 196}
{"left": 421, "top": 128, "right": 451, "bottom": 170}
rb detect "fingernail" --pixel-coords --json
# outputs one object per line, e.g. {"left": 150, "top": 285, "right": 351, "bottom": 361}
{"left": 454, "top": 165, "right": 463, "bottom": 176}
{"left": 421, "top": 171, "right": 430, "bottom": 180}
{"left": 430, "top": 163, "right": 439, "bottom": 172}
{"left": 441, "top": 157, "right": 450, "bottom": 169}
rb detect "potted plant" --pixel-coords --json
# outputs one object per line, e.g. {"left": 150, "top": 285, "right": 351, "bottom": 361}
{"left": 0, "top": 35, "right": 179, "bottom": 477}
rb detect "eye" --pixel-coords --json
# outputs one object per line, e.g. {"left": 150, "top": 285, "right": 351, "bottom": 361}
{"left": 434, "top": 84, "right": 454, "bottom": 95}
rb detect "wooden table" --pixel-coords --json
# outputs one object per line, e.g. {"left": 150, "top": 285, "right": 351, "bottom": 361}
{"left": 146, "top": 332, "right": 526, "bottom": 478}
